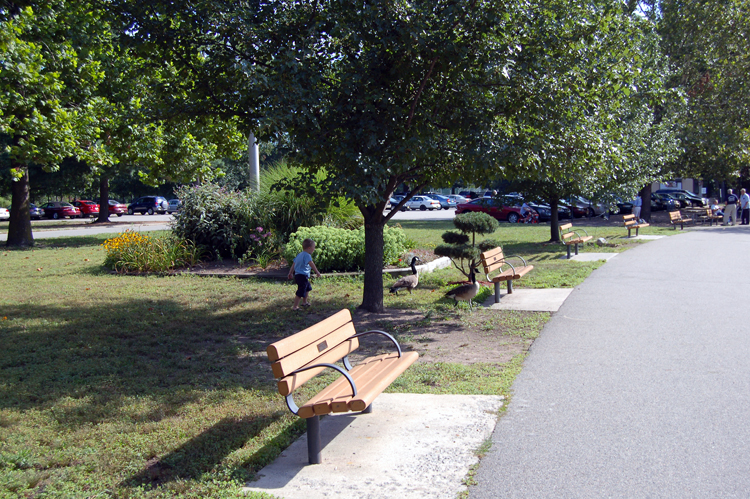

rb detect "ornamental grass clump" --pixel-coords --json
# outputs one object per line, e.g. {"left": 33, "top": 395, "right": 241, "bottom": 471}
{"left": 102, "top": 230, "right": 203, "bottom": 273}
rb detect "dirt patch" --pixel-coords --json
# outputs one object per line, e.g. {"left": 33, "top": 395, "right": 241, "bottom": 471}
{"left": 294, "top": 307, "right": 542, "bottom": 367}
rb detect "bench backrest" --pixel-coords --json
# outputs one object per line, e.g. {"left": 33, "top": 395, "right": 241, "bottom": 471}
{"left": 267, "top": 309, "right": 359, "bottom": 396}
{"left": 623, "top": 214, "right": 638, "bottom": 227}
{"left": 668, "top": 210, "right": 682, "bottom": 221}
{"left": 558, "top": 223, "right": 577, "bottom": 243}
{"left": 480, "top": 247, "right": 505, "bottom": 275}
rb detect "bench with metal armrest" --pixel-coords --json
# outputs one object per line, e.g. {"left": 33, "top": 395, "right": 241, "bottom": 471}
{"left": 622, "top": 214, "right": 650, "bottom": 237}
{"left": 480, "top": 247, "right": 533, "bottom": 303}
{"left": 668, "top": 210, "right": 692, "bottom": 230}
{"left": 266, "top": 309, "right": 418, "bottom": 464}
{"left": 559, "top": 222, "right": 593, "bottom": 259}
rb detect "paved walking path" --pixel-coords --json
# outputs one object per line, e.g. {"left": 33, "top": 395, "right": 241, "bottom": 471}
{"left": 471, "top": 225, "right": 750, "bottom": 498}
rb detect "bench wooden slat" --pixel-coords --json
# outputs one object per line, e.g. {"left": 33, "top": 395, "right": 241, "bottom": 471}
{"left": 492, "top": 265, "right": 534, "bottom": 281}
{"left": 347, "top": 352, "right": 420, "bottom": 412}
{"left": 267, "top": 309, "right": 352, "bottom": 362}
{"left": 271, "top": 321, "right": 357, "bottom": 378}
{"left": 277, "top": 338, "right": 360, "bottom": 396}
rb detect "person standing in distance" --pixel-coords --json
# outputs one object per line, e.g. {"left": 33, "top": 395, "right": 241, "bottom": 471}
{"left": 724, "top": 189, "right": 739, "bottom": 226}
{"left": 740, "top": 188, "right": 750, "bottom": 225}
{"left": 288, "top": 238, "right": 322, "bottom": 310}
{"left": 632, "top": 193, "right": 642, "bottom": 220}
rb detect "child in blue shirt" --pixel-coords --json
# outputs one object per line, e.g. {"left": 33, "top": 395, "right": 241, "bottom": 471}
{"left": 287, "top": 238, "right": 322, "bottom": 310}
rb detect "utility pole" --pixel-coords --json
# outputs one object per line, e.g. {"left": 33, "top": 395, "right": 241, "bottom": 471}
{"left": 248, "top": 132, "right": 260, "bottom": 192}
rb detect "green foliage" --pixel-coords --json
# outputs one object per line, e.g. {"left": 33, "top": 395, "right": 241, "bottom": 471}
{"left": 283, "top": 225, "right": 408, "bottom": 273}
{"left": 441, "top": 231, "right": 470, "bottom": 245}
{"left": 101, "top": 230, "right": 203, "bottom": 273}
{"left": 434, "top": 212, "right": 498, "bottom": 278}
{"left": 452, "top": 212, "right": 499, "bottom": 236}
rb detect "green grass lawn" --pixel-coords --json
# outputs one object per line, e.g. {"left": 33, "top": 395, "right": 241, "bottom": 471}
{"left": 0, "top": 221, "right": 666, "bottom": 498}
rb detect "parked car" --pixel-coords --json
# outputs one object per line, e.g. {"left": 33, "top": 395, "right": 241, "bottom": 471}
{"left": 425, "top": 194, "right": 457, "bottom": 210}
{"left": 504, "top": 195, "right": 571, "bottom": 222}
{"left": 29, "top": 203, "right": 45, "bottom": 220}
{"left": 655, "top": 189, "right": 706, "bottom": 207}
{"left": 615, "top": 197, "right": 633, "bottom": 215}
{"left": 71, "top": 199, "right": 100, "bottom": 218}
{"left": 446, "top": 194, "right": 469, "bottom": 205}
{"left": 0, "top": 207, "right": 9, "bottom": 220}
{"left": 128, "top": 196, "right": 169, "bottom": 215}
{"left": 404, "top": 195, "right": 442, "bottom": 211}
{"left": 39, "top": 201, "right": 81, "bottom": 219}
{"left": 651, "top": 193, "right": 681, "bottom": 211}
{"left": 459, "top": 190, "right": 481, "bottom": 199}
{"left": 562, "top": 196, "right": 609, "bottom": 218}
{"left": 455, "top": 197, "right": 523, "bottom": 223}
{"left": 168, "top": 199, "right": 181, "bottom": 213}
{"left": 107, "top": 199, "right": 128, "bottom": 217}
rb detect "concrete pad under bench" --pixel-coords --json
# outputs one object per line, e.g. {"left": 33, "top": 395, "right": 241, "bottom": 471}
{"left": 244, "top": 393, "right": 503, "bottom": 499}
{"left": 559, "top": 252, "right": 618, "bottom": 262}
{"left": 483, "top": 288, "right": 573, "bottom": 312}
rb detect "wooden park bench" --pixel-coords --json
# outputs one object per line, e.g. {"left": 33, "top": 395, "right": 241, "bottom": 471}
{"left": 622, "top": 214, "right": 649, "bottom": 237}
{"left": 699, "top": 208, "right": 722, "bottom": 226}
{"left": 480, "top": 247, "right": 534, "bottom": 303}
{"left": 668, "top": 210, "right": 692, "bottom": 230}
{"left": 559, "top": 222, "right": 593, "bottom": 259}
{"left": 266, "top": 309, "right": 418, "bottom": 464}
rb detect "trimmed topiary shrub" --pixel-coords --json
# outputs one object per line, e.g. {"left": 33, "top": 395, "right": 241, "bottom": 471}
{"left": 434, "top": 212, "right": 499, "bottom": 279}
{"left": 283, "top": 225, "right": 408, "bottom": 273}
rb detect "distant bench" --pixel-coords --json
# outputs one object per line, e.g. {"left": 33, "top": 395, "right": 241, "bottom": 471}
{"left": 622, "top": 214, "right": 649, "bottom": 238}
{"left": 697, "top": 208, "right": 722, "bottom": 226}
{"left": 559, "top": 222, "right": 592, "bottom": 259}
{"left": 266, "top": 309, "right": 418, "bottom": 464}
{"left": 480, "top": 247, "right": 533, "bottom": 303}
{"left": 669, "top": 210, "right": 692, "bottom": 230}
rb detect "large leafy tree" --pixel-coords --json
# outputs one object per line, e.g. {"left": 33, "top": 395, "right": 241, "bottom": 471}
{"left": 0, "top": 1, "right": 105, "bottom": 246}
{"left": 645, "top": 0, "right": 750, "bottom": 183}
{"left": 499, "top": 1, "right": 681, "bottom": 240}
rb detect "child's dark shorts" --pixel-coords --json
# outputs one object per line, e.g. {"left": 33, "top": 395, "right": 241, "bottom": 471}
{"left": 294, "top": 274, "right": 313, "bottom": 297}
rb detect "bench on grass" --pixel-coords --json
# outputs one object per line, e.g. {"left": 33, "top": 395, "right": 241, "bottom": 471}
{"left": 559, "top": 222, "right": 593, "bottom": 259}
{"left": 668, "top": 210, "right": 692, "bottom": 230}
{"left": 622, "top": 214, "right": 649, "bottom": 237}
{"left": 699, "top": 208, "right": 722, "bottom": 226}
{"left": 266, "top": 309, "right": 418, "bottom": 464}
{"left": 480, "top": 247, "right": 533, "bottom": 303}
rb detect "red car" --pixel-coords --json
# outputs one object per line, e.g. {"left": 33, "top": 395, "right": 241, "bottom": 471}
{"left": 455, "top": 198, "right": 523, "bottom": 223}
{"left": 107, "top": 199, "right": 128, "bottom": 217}
{"left": 39, "top": 201, "right": 82, "bottom": 219}
{"left": 72, "top": 200, "right": 100, "bottom": 218}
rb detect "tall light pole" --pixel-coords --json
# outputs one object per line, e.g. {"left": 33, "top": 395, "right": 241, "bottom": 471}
{"left": 248, "top": 132, "right": 260, "bottom": 192}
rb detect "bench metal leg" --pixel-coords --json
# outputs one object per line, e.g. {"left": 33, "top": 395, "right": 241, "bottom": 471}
{"left": 507, "top": 279, "right": 513, "bottom": 294}
{"left": 307, "top": 416, "right": 321, "bottom": 464}
{"left": 574, "top": 243, "right": 579, "bottom": 255}
{"left": 566, "top": 245, "right": 571, "bottom": 259}
{"left": 494, "top": 281, "right": 501, "bottom": 303}
{"left": 635, "top": 227, "right": 640, "bottom": 237}
{"left": 361, "top": 403, "right": 373, "bottom": 414}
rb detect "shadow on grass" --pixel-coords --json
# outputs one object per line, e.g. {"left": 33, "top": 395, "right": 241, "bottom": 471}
{"left": 122, "top": 415, "right": 303, "bottom": 488}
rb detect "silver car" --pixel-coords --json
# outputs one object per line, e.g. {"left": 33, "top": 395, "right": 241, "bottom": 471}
{"left": 404, "top": 196, "right": 442, "bottom": 211}
{"left": 168, "top": 199, "right": 181, "bottom": 213}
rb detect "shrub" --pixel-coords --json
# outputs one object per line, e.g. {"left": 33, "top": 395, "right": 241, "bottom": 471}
{"left": 434, "top": 212, "right": 499, "bottom": 279}
{"left": 283, "top": 225, "right": 408, "bottom": 273}
{"left": 102, "top": 230, "right": 203, "bottom": 273}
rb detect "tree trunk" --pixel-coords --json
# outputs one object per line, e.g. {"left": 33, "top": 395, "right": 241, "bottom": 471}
{"left": 6, "top": 165, "right": 33, "bottom": 247}
{"left": 95, "top": 175, "right": 111, "bottom": 223}
{"left": 549, "top": 196, "right": 560, "bottom": 242}
{"left": 639, "top": 184, "right": 652, "bottom": 222}
{"left": 359, "top": 208, "right": 386, "bottom": 313}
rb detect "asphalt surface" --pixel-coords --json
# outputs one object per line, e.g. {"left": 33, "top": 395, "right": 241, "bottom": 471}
{"left": 471, "top": 225, "right": 750, "bottom": 498}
